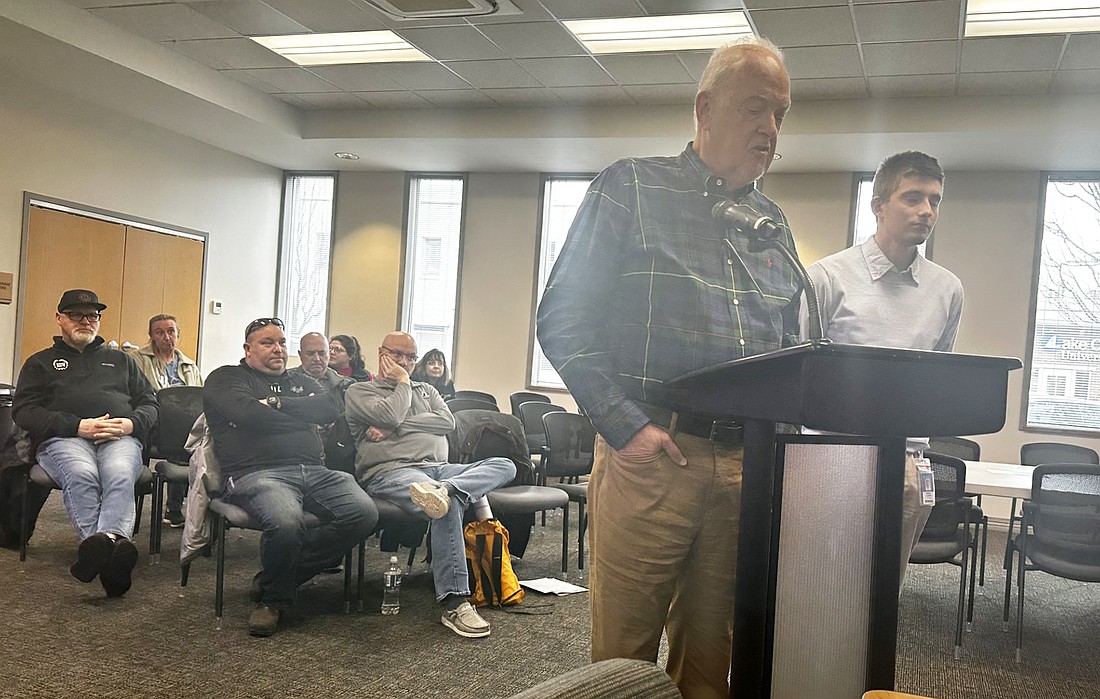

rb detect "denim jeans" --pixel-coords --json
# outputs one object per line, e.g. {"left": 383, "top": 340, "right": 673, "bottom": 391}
{"left": 365, "top": 457, "right": 516, "bottom": 602}
{"left": 36, "top": 436, "right": 145, "bottom": 540}
{"left": 222, "top": 464, "right": 378, "bottom": 608}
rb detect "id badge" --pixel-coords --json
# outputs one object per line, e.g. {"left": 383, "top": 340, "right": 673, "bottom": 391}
{"left": 915, "top": 457, "right": 936, "bottom": 506}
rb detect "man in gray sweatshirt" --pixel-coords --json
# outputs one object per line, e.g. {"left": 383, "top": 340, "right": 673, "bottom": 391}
{"left": 345, "top": 332, "right": 515, "bottom": 639}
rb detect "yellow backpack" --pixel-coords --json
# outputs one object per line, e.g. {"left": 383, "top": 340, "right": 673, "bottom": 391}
{"left": 464, "top": 519, "right": 524, "bottom": 607}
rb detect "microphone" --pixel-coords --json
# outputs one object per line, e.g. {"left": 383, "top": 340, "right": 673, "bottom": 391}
{"left": 711, "top": 201, "right": 783, "bottom": 240}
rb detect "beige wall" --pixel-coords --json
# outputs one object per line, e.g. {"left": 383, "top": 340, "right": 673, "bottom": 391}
{"left": 0, "top": 71, "right": 283, "bottom": 383}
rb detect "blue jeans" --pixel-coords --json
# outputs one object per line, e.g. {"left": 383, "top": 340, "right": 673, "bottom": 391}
{"left": 36, "top": 436, "right": 145, "bottom": 540}
{"left": 222, "top": 464, "right": 378, "bottom": 608}
{"left": 365, "top": 457, "right": 516, "bottom": 601}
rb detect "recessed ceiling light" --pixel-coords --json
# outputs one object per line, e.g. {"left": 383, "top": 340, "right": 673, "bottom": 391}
{"left": 563, "top": 12, "right": 754, "bottom": 55}
{"left": 335, "top": 152, "right": 360, "bottom": 160}
{"left": 251, "top": 31, "right": 431, "bottom": 66}
{"left": 965, "top": 1, "right": 1100, "bottom": 37}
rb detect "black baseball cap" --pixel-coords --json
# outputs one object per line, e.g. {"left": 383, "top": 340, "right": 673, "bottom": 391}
{"left": 58, "top": 289, "right": 107, "bottom": 312}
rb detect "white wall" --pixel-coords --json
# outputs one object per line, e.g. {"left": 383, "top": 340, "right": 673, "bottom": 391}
{"left": 0, "top": 70, "right": 283, "bottom": 383}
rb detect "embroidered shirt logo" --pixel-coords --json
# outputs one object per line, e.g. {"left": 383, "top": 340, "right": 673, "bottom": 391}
{"left": 53, "top": 358, "right": 69, "bottom": 371}
{"left": 101, "top": 363, "right": 115, "bottom": 367}
{"left": 290, "top": 385, "right": 304, "bottom": 394}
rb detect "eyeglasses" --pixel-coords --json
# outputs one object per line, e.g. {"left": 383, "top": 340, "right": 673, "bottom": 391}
{"left": 381, "top": 346, "right": 418, "bottom": 362}
{"left": 245, "top": 317, "right": 284, "bottom": 337}
{"left": 63, "top": 311, "right": 101, "bottom": 322}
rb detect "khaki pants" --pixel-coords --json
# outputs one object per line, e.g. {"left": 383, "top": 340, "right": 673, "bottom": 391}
{"left": 588, "top": 432, "right": 743, "bottom": 699}
{"left": 900, "top": 452, "right": 934, "bottom": 587}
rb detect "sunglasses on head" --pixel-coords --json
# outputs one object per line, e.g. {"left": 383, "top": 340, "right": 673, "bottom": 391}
{"left": 245, "top": 317, "right": 284, "bottom": 338}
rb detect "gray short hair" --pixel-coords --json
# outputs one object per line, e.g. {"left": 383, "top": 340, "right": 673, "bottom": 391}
{"left": 697, "top": 36, "right": 786, "bottom": 98}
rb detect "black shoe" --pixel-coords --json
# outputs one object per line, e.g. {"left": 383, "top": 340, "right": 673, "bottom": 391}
{"left": 163, "top": 510, "right": 185, "bottom": 528}
{"left": 100, "top": 538, "right": 138, "bottom": 597}
{"left": 249, "top": 571, "right": 263, "bottom": 603}
{"left": 248, "top": 605, "right": 281, "bottom": 637}
{"left": 70, "top": 533, "right": 114, "bottom": 583}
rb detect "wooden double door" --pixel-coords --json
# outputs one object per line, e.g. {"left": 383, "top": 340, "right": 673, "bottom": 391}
{"left": 19, "top": 205, "right": 205, "bottom": 368}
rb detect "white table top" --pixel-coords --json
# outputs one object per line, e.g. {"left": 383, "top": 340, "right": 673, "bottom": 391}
{"left": 964, "top": 460, "right": 1035, "bottom": 500}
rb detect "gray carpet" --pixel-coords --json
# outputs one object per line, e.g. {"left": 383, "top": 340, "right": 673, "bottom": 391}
{"left": 2, "top": 498, "right": 1099, "bottom": 698}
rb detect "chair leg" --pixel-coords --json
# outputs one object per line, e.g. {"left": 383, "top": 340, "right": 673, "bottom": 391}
{"left": 149, "top": 472, "right": 162, "bottom": 564}
{"left": 19, "top": 472, "right": 29, "bottom": 563}
{"left": 343, "top": 548, "right": 353, "bottom": 613}
{"left": 1015, "top": 535, "right": 1027, "bottom": 663}
{"left": 180, "top": 561, "right": 191, "bottom": 587}
{"left": 978, "top": 515, "right": 989, "bottom": 587}
{"left": 561, "top": 501, "right": 570, "bottom": 575}
{"left": 578, "top": 500, "right": 587, "bottom": 570}
{"left": 953, "top": 515, "right": 970, "bottom": 660}
{"left": 357, "top": 540, "right": 367, "bottom": 612}
{"left": 214, "top": 515, "right": 226, "bottom": 628}
{"left": 1002, "top": 534, "right": 1016, "bottom": 631}
{"left": 133, "top": 491, "right": 144, "bottom": 537}
{"left": 966, "top": 523, "right": 979, "bottom": 631}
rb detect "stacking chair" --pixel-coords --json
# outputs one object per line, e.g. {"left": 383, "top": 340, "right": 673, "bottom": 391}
{"left": 518, "top": 401, "right": 566, "bottom": 456}
{"left": 20, "top": 462, "right": 153, "bottom": 562}
{"left": 540, "top": 412, "right": 596, "bottom": 572}
{"left": 1008, "top": 463, "right": 1100, "bottom": 662}
{"left": 509, "top": 391, "right": 549, "bottom": 417}
{"left": 908, "top": 452, "right": 978, "bottom": 659}
{"left": 148, "top": 385, "right": 204, "bottom": 562}
{"left": 449, "top": 390, "right": 497, "bottom": 406}
{"left": 446, "top": 398, "right": 499, "bottom": 413}
{"left": 929, "top": 436, "right": 988, "bottom": 585}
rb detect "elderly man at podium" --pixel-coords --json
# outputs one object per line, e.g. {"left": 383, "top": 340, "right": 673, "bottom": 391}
{"left": 803, "top": 151, "right": 964, "bottom": 585}
{"left": 537, "top": 38, "right": 801, "bottom": 699}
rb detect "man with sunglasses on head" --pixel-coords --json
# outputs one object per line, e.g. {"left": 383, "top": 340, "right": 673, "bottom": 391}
{"left": 13, "top": 289, "right": 158, "bottom": 597}
{"left": 345, "top": 332, "right": 515, "bottom": 639}
{"left": 202, "top": 317, "right": 378, "bottom": 636}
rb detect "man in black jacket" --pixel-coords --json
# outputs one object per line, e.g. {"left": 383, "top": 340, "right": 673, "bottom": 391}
{"left": 13, "top": 289, "right": 158, "bottom": 597}
{"left": 202, "top": 317, "right": 377, "bottom": 636}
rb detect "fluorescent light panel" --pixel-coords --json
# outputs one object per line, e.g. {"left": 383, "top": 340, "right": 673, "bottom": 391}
{"left": 251, "top": 30, "right": 430, "bottom": 66}
{"left": 563, "top": 12, "right": 754, "bottom": 54}
{"left": 965, "top": 0, "right": 1100, "bottom": 37}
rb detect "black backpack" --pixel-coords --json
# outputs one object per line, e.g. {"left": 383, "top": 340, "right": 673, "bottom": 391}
{"left": 447, "top": 410, "right": 534, "bottom": 486}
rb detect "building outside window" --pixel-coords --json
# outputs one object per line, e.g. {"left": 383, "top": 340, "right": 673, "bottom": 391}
{"left": 401, "top": 175, "right": 466, "bottom": 363}
{"left": 276, "top": 173, "right": 335, "bottom": 353}
{"left": 530, "top": 175, "right": 593, "bottom": 389}
{"left": 1024, "top": 176, "right": 1100, "bottom": 434}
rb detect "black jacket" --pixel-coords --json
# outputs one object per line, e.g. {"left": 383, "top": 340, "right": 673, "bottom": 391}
{"left": 203, "top": 361, "right": 340, "bottom": 477}
{"left": 12, "top": 337, "right": 158, "bottom": 452}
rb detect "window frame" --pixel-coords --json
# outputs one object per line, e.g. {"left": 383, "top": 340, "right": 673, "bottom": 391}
{"left": 274, "top": 171, "right": 338, "bottom": 355}
{"left": 1020, "top": 171, "right": 1100, "bottom": 437}
{"left": 398, "top": 172, "right": 468, "bottom": 373}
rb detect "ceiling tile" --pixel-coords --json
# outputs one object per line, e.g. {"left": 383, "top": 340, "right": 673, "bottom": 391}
{"left": 622, "top": 83, "right": 699, "bottom": 105}
{"left": 375, "top": 63, "right": 472, "bottom": 90}
{"left": 482, "top": 87, "right": 559, "bottom": 105}
{"left": 416, "top": 89, "right": 496, "bottom": 106}
{"left": 958, "top": 71, "right": 1052, "bottom": 96}
{"left": 516, "top": 57, "right": 615, "bottom": 87}
{"left": 163, "top": 37, "right": 295, "bottom": 70}
{"left": 782, "top": 45, "right": 863, "bottom": 79}
{"left": 89, "top": 4, "right": 238, "bottom": 41}
{"left": 677, "top": 51, "right": 712, "bottom": 81}
{"left": 469, "top": 0, "right": 554, "bottom": 24}
{"left": 853, "top": 0, "right": 961, "bottom": 43}
{"left": 308, "top": 64, "right": 405, "bottom": 91}
{"left": 445, "top": 60, "right": 543, "bottom": 88}
{"left": 1052, "top": 69, "right": 1100, "bottom": 94}
{"left": 744, "top": 0, "right": 846, "bottom": 8}
{"left": 63, "top": 0, "right": 172, "bottom": 7}
{"left": 477, "top": 22, "right": 586, "bottom": 59}
{"left": 551, "top": 85, "right": 636, "bottom": 105}
{"left": 234, "top": 67, "right": 342, "bottom": 92}
{"left": 224, "top": 68, "right": 284, "bottom": 93}
{"left": 290, "top": 91, "right": 373, "bottom": 109}
{"left": 961, "top": 36, "right": 1065, "bottom": 73}
{"left": 640, "top": 0, "right": 750, "bottom": 12}
{"left": 259, "top": 0, "right": 388, "bottom": 32}
{"left": 597, "top": 54, "right": 695, "bottom": 85}
{"left": 750, "top": 7, "right": 857, "bottom": 47}
{"left": 862, "top": 41, "right": 957, "bottom": 77}
{"left": 790, "top": 76, "right": 866, "bottom": 100}
{"left": 355, "top": 90, "right": 435, "bottom": 108}
{"left": 867, "top": 74, "right": 955, "bottom": 98}
{"left": 1061, "top": 35, "right": 1100, "bottom": 71}
{"left": 539, "top": 0, "right": 647, "bottom": 20}
{"left": 184, "top": 0, "right": 309, "bottom": 36}
{"left": 273, "top": 93, "right": 313, "bottom": 108}
{"left": 399, "top": 26, "right": 506, "bottom": 61}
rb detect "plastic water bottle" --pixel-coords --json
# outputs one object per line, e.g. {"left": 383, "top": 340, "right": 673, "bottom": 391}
{"left": 382, "top": 555, "right": 402, "bottom": 615}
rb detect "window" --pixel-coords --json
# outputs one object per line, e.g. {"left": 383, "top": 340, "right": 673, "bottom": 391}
{"left": 401, "top": 175, "right": 465, "bottom": 363}
{"left": 849, "top": 174, "right": 929, "bottom": 257}
{"left": 1024, "top": 176, "right": 1100, "bottom": 434}
{"left": 276, "top": 173, "right": 335, "bottom": 353}
{"left": 530, "top": 175, "right": 593, "bottom": 389}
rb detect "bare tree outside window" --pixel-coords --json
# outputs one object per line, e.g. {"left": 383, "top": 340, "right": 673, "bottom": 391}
{"left": 277, "top": 174, "right": 335, "bottom": 354}
{"left": 1025, "top": 177, "right": 1100, "bottom": 433}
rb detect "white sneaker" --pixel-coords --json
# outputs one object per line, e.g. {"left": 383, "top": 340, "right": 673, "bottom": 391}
{"left": 442, "top": 601, "right": 491, "bottom": 638}
{"left": 409, "top": 482, "right": 450, "bottom": 520}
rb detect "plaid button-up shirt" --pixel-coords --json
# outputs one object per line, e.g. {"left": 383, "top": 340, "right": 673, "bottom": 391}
{"left": 537, "top": 143, "right": 802, "bottom": 449}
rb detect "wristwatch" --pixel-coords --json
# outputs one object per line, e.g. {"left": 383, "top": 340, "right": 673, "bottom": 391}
{"left": 265, "top": 395, "right": 281, "bottom": 410}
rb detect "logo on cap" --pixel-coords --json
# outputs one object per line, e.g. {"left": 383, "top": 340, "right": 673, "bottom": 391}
{"left": 78, "top": 292, "right": 92, "bottom": 303}
{"left": 53, "top": 358, "right": 69, "bottom": 371}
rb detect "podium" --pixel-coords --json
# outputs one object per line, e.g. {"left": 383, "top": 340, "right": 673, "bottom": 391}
{"left": 667, "top": 341, "right": 1021, "bottom": 699}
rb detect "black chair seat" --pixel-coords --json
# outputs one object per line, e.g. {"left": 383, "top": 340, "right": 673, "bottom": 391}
{"left": 207, "top": 498, "right": 325, "bottom": 530}
{"left": 552, "top": 482, "right": 587, "bottom": 502}
{"left": 154, "top": 460, "right": 189, "bottom": 483}
{"left": 487, "top": 485, "right": 569, "bottom": 514}
{"left": 1015, "top": 534, "right": 1100, "bottom": 583}
{"left": 910, "top": 533, "right": 966, "bottom": 564}
{"left": 30, "top": 463, "right": 154, "bottom": 491}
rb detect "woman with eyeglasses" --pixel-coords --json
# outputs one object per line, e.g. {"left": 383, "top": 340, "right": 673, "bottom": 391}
{"left": 410, "top": 348, "right": 455, "bottom": 400}
{"left": 329, "top": 335, "right": 373, "bottom": 382}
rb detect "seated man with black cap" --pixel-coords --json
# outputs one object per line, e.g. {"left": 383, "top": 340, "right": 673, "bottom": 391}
{"left": 12, "top": 289, "right": 158, "bottom": 597}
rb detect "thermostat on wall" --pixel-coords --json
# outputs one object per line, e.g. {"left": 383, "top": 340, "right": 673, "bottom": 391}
{"left": 210, "top": 300, "right": 223, "bottom": 315}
